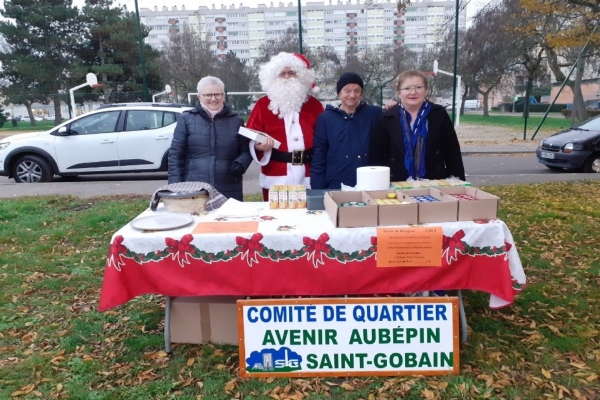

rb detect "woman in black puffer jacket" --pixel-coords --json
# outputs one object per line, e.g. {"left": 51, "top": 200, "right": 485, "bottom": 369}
{"left": 168, "top": 76, "right": 252, "bottom": 201}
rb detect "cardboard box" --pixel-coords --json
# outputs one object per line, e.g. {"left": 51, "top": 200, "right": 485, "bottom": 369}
{"left": 324, "top": 191, "right": 378, "bottom": 228}
{"left": 400, "top": 188, "right": 459, "bottom": 224}
{"left": 238, "top": 127, "right": 281, "bottom": 149}
{"left": 438, "top": 186, "right": 499, "bottom": 221}
{"left": 363, "top": 190, "right": 418, "bottom": 226}
{"left": 170, "top": 296, "right": 239, "bottom": 345}
{"left": 391, "top": 179, "right": 471, "bottom": 190}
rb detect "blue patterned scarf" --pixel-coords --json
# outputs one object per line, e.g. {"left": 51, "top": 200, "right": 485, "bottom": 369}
{"left": 398, "top": 101, "right": 431, "bottom": 179}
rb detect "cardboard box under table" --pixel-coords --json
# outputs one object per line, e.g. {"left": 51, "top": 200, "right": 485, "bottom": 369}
{"left": 169, "top": 296, "right": 239, "bottom": 346}
{"left": 438, "top": 186, "right": 499, "bottom": 221}
{"left": 323, "top": 191, "right": 378, "bottom": 228}
{"left": 400, "top": 188, "right": 459, "bottom": 224}
{"left": 363, "top": 190, "right": 418, "bottom": 226}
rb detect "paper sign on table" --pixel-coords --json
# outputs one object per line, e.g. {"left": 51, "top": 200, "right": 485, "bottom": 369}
{"left": 193, "top": 221, "right": 259, "bottom": 234}
{"left": 376, "top": 226, "right": 443, "bottom": 267}
{"left": 238, "top": 127, "right": 282, "bottom": 149}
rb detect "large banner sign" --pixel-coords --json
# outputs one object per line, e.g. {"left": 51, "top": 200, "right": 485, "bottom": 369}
{"left": 238, "top": 297, "right": 459, "bottom": 378}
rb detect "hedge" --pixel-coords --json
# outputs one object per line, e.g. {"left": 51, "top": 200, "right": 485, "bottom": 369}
{"left": 513, "top": 103, "right": 567, "bottom": 113}
{"left": 561, "top": 109, "right": 600, "bottom": 118}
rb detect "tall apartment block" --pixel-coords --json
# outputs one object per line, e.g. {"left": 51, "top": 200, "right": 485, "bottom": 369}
{"left": 140, "top": 0, "right": 466, "bottom": 66}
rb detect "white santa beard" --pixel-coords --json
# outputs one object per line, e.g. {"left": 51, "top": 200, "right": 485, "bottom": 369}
{"left": 267, "top": 78, "right": 309, "bottom": 118}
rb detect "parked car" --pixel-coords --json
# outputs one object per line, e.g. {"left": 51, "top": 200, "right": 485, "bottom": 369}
{"left": 444, "top": 100, "right": 480, "bottom": 110}
{"left": 17, "top": 115, "right": 44, "bottom": 122}
{"left": 0, "top": 103, "right": 192, "bottom": 183}
{"left": 536, "top": 114, "right": 600, "bottom": 173}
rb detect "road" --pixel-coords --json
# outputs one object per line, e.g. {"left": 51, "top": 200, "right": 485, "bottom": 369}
{"left": 1, "top": 155, "right": 599, "bottom": 199}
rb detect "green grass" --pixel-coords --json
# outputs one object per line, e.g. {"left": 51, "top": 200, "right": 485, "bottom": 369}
{"left": 1, "top": 184, "right": 599, "bottom": 399}
{"left": 0, "top": 113, "right": 576, "bottom": 137}
{"left": 460, "top": 113, "right": 572, "bottom": 132}
{"left": 0, "top": 120, "right": 56, "bottom": 133}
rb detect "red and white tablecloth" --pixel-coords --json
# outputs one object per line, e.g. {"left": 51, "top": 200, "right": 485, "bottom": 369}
{"left": 99, "top": 204, "right": 526, "bottom": 311}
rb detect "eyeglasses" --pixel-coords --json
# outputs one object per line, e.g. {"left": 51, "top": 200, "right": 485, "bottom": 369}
{"left": 398, "top": 85, "right": 426, "bottom": 93}
{"left": 201, "top": 93, "right": 224, "bottom": 99}
{"left": 279, "top": 70, "right": 298, "bottom": 78}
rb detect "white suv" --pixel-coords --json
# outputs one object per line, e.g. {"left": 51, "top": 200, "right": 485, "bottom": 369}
{"left": 0, "top": 103, "right": 192, "bottom": 183}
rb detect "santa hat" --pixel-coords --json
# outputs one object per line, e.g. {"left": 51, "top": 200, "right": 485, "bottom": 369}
{"left": 259, "top": 52, "right": 319, "bottom": 94}
{"left": 293, "top": 54, "right": 320, "bottom": 93}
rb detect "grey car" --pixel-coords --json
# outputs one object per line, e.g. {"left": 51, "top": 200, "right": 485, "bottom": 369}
{"left": 536, "top": 115, "right": 600, "bottom": 173}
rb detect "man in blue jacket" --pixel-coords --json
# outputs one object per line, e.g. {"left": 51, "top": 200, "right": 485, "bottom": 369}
{"left": 310, "top": 72, "right": 382, "bottom": 189}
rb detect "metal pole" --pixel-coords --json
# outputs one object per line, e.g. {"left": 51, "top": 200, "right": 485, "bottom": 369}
{"left": 523, "top": 78, "right": 532, "bottom": 140}
{"left": 530, "top": 23, "right": 598, "bottom": 140}
{"left": 134, "top": 0, "right": 150, "bottom": 102}
{"left": 531, "top": 66, "right": 576, "bottom": 140}
{"left": 297, "top": 0, "right": 303, "bottom": 54}
{"left": 451, "top": 0, "right": 459, "bottom": 124}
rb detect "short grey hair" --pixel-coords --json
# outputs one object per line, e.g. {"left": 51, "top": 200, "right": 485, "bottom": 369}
{"left": 197, "top": 76, "right": 225, "bottom": 94}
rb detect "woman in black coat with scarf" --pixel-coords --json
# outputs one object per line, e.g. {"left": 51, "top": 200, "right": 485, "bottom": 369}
{"left": 369, "top": 70, "right": 465, "bottom": 182}
{"left": 168, "top": 76, "right": 252, "bottom": 201}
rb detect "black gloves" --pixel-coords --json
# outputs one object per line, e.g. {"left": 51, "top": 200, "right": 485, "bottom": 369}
{"left": 229, "top": 161, "right": 245, "bottom": 176}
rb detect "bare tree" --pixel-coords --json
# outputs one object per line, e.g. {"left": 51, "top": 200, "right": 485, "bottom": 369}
{"left": 157, "top": 26, "right": 217, "bottom": 103}
{"left": 463, "top": 3, "right": 521, "bottom": 116}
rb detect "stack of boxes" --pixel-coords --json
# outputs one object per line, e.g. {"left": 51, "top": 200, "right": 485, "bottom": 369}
{"left": 323, "top": 186, "right": 500, "bottom": 228}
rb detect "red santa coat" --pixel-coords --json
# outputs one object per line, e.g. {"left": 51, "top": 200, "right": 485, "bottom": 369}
{"left": 247, "top": 95, "right": 324, "bottom": 186}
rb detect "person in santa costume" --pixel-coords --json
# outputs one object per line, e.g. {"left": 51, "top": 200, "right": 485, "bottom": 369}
{"left": 246, "top": 52, "right": 324, "bottom": 200}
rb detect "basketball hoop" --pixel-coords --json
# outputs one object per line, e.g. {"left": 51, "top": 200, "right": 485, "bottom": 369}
{"left": 92, "top": 84, "right": 104, "bottom": 89}
{"left": 423, "top": 71, "right": 436, "bottom": 77}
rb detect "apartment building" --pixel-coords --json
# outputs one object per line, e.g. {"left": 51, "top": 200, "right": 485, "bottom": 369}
{"left": 140, "top": 0, "right": 466, "bottom": 65}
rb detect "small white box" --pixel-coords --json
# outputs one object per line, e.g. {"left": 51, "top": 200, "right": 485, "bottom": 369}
{"left": 238, "top": 127, "right": 281, "bottom": 149}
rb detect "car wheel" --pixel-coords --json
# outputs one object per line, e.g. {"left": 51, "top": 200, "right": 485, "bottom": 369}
{"left": 583, "top": 153, "right": 600, "bottom": 173}
{"left": 544, "top": 165, "right": 563, "bottom": 171}
{"left": 12, "top": 155, "right": 54, "bottom": 183}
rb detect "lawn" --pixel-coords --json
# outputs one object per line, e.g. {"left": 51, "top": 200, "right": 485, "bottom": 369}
{"left": 460, "top": 114, "right": 572, "bottom": 132}
{"left": 1, "top": 182, "right": 599, "bottom": 399}
{"left": 0, "top": 113, "right": 577, "bottom": 138}
{"left": 0, "top": 121, "right": 57, "bottom": 133}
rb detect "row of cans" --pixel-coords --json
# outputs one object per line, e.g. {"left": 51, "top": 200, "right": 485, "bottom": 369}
{"left": 410, "top": 195, "right": 440, "bottom": 203}
{"left": 340, "top": 201, "right": 367, "bottom": 207}
{"left": 374, "top": 198, "right": 411, "bottom": 205}
{"left": 450, "top": 194, "right": 476, "bottom": 201}
{"left": 268, "top": 185, "right": 307, "bottom": 209}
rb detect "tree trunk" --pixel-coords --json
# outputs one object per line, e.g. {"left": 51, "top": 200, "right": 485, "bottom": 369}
{"left": 25, "top": 101, "right": 36, "bottom": 126}
{"left": 571, "top": 49, "right": 588, "bottom": 122}
{"left": 53, "top": 94, "right": 62, "bottom": 125}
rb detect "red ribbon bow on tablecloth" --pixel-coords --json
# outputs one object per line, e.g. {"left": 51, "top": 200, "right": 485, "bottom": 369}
{"left": 442, "top": 229, "right": 466, "bottom": 264}
{"left": 107, "top": 235, "right": 126, "bottom": 271}
{"left": 166, "top": 234, "right": 194, "bottom": 267}
{"left": 302, "top": 233, "right": 330, "bottom": 268}
{"left": 236, "top": 233, "right": 264, "bottom": 267}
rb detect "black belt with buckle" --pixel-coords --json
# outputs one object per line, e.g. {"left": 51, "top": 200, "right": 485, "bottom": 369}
{"left": 270, "top": 148, "right": 314, "bottom": 165}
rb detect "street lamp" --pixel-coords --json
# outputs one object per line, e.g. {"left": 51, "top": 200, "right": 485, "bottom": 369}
{"left": 134, "top": 0, "right": 150, "bottom": 102}
{"left": 297, "top": 0, "right": 303, "bottom": 54}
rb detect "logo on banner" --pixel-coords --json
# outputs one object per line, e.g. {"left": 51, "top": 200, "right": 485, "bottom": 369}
{"left": 246, "top": 347, "right": 303, "bottom": 372}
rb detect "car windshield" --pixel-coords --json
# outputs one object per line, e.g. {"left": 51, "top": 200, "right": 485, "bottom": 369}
{"left": 578, "top": 116, "right": 600, "bottom": 131}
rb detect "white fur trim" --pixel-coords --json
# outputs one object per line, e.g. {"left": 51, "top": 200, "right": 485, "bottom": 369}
{"left": 249, "top": 140, "right": 272, "bottom": 166}
{"left": 260, "top": 173, "right": 311, "bottom": 190}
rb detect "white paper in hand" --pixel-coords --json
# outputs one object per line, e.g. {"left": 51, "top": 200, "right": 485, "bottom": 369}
{"left": 238, "top": 127, "right": 281, "bottom": 149}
